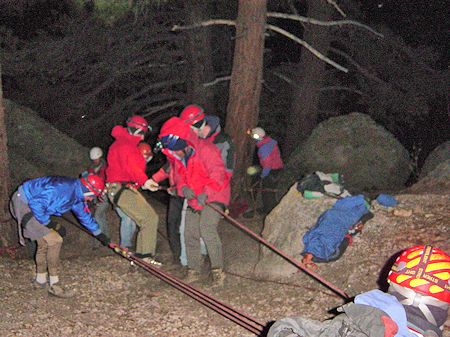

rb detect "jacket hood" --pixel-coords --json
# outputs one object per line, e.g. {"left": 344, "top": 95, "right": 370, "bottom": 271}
{"left": 159, "top": 117, "right": 197, "bottom": 147}
{"left": 111, "top": 125, "right": 141, "bottom": 144}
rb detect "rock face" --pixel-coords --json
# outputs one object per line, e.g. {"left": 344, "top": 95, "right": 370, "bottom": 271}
{"left": 254, "top": 184, "right": 336, "bottom": 278}
{"left": 281, "top": 112, "right": 411, "bottom": 193}
{"left": 420, "top": 141, "right": 450, "bottom": 179}
{"left": 5, "top": 99, "right": 90, "bottom": 189}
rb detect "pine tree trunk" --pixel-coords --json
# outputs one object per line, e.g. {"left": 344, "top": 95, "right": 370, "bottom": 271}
{"left": 283, "top": 0, "right": 332, "bottom": 154}
{"left": 186, "top": 0, "right": 215, "bottom": 112}
{"left": 225, "top": 0, "right": 267, "bottom": 195}
{"left": 0, "top": 63, "right": 15, "bottom": 247}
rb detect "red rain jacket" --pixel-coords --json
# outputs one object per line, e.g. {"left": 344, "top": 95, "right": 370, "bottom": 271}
{"left": 159, "top": 117, "right": 230, "bottom": 210}
{"left": 106, "top": 126, "right": 148, "bottom": 186}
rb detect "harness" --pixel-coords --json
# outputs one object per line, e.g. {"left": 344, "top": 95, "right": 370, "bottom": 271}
{"left": 107, "top": 182, "right": 138, "bottom": 206}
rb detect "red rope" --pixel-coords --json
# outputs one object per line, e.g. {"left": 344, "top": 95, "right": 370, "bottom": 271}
{"left": 0, "top": 245, "right": 20, "bottom": 258}
{"left": 208, "top": 204, "right": 350, "bottom": 300}
{"left": 110, "top": 244, "right": 266, "bottom": 335}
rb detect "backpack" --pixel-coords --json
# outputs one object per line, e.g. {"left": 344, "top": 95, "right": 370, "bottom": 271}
{"left": 267, "top": 303, "right": 398, "bottom": 337}
{"left": 297, "top": 171, "right": 347, "bottom": 198}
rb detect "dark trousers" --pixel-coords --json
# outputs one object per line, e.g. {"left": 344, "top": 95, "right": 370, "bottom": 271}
{"left": 261, "top": 170, "right": 282, "bottom": 214}
{"left": 167, "top": 196, "right": 184, "bottom": 262}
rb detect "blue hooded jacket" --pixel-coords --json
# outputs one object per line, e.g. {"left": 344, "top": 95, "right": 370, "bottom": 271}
{"left": 21, "top": 176, "right": 101, "bottom": 235}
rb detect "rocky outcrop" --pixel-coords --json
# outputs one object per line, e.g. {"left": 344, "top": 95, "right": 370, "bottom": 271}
{"left": 420, "top": 141, "right": 450, "bottom": 179}
{"left": 254, "top": 184, "right": 336, "bottom": 278}
{"left": 280, "top": 112, "right": 411, "bottom": 193}
{"left": 5, "top": 99, "right": 89, "bottom": 189}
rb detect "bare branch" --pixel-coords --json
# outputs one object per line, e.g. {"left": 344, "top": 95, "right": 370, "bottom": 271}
{"left": 286, "top": 0, "right": 305, "bottom": 28}
{"left": 329, "top": 47, "right": 387, "bottom": 86}
{"left": 326, "top": 0, "right": 347, "bottom": 18}
{"left": 270, "top": 70, "right": 299, "bottom": 87}
{"left": 141, "top": 101, "right": 181, "bottom": 117}
{"left": 172, "top": 19, "right": 236, "bottom": 31}
{"left": 267, "top": 12, "right": 383, "bottom": 38}
{"left": 319, "top": 85, "right": 363, "bottom": 95}
{"left": 270, "top": 70, "right": 362, "bottom": 95}
{"left": 172, "top": 19, "right": 349, "bottom": 72}
{"left": 267, "top": 24, "right": 348, "bottom": 73}
{"left": 202, "top": 75, "right": 232, "bottom": 87}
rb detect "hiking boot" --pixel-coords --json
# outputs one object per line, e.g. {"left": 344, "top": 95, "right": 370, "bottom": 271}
{"left": 210, "top": 268, "right": 225, "bottom": 287}
{"left": 141, "top": 256, "right": 163, "bottom": 267}
{"left": 135, "top": 253, "right": 163, "bottom": 267}
{"left": 32, "top": 279, "right": 48, "bottom": 290}
{"left": 183, "top": 269, "right": 201, "bottom": 284}
{"left": 48, "top": 284, "right": 74, "bottom": 298}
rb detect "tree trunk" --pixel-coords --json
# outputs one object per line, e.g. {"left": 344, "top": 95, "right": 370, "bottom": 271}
{"left": 0, "top": 63, "right": 15, "bottom": 247}
{"left": 225, "top": 0, "right": 267, "bottom": 195}
{"left": 283, "top": 0, "right": 332, "bottom": 154}
{"left": 185, "top": 0, "right": 215, "bottom": 113}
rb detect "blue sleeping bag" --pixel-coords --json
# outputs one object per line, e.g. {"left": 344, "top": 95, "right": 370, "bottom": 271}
{"left": 302, "top": 195, "right": 369, "bottom": 261}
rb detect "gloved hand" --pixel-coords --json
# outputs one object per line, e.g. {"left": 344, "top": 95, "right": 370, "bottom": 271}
{"left": 47, "top": 220, "right": 66, "bottom": 237}
{"left": 197, "top": 193, "right": 208, "bottom": 206}
{"left": 167, "top": 187, "right": 178, "bottom": 196}
{"left": 182, "top": 186, "right": 195, "bottom": 199}
{"left": 246, "top": 165, "right": 261, "bottom": 176}
{"left": 95, "top": 233, "right": 111, "bottom": 246}
{"left": 143, "top": 178, "right": 159, "bottom": 192}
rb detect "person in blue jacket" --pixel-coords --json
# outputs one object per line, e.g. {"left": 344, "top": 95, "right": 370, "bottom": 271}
{"left": 9, "top": 174, "right": 110, "bottom": 298}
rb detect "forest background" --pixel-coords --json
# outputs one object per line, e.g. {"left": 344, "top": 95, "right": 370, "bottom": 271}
{"left": 0, "top": 0, "right": 448, "bottom": 192}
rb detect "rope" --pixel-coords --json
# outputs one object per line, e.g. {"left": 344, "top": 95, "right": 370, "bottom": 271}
{"left": 110, "top": 244, "right": 266, "bottom": 335}
{"left": 207, "top": 203, "right": 350, "bottom": 300}
{"left": 60, "top": 215, "right": 266, "bottom": 335}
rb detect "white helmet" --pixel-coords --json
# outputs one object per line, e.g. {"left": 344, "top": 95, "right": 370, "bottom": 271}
{"left": 251, "top": 127, "right": 266, "bottom": 140}
{"left": 89, "top": 147, "right": 103, "bottom": 160}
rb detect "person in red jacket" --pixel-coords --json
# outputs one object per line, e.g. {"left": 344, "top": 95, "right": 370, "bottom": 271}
{"left": 248, "top": 127, "right": 284, "bottom": 214}
{"left": 105, "top": 115, "right": 161, "bottom": 265}
{"left": 157, "top": 116, "right": 230, "bottom": 286}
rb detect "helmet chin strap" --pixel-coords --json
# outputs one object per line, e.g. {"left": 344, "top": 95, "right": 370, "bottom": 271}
{"left": 390, "top": 283, "right": 448, "bottom": 327}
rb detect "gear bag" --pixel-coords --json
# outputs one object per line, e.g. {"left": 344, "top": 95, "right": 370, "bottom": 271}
{"left": 297, "top": 171, "right": 347, "bottom": 198}
{"left": 267, "top": 302, "right": 399, "bottom": 337}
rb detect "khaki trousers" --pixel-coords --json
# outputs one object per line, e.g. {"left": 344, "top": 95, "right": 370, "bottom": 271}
{"left": 185, "top": 204, "right": 223, "bottom": 271}
{"left": 108, "top": 184, "right": 159, "bottom": 255}
{"left": 36, "top": 230, "right": 63, "bottom": 276}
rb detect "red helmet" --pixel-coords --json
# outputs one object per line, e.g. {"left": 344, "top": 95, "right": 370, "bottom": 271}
{"left": 179, "top": 105, "right": 205, "bottom": 126}
{"left": 126, "top": 115, "right": 150, "bottom": 133}
{"left": 80, "top": 174, "right": 105, "bottom": 197}
{"left": 388, "top": 245, "right": 450, "bottom": 303}
{"left": 138, "top": 142, "right": 152, "bottom": 160}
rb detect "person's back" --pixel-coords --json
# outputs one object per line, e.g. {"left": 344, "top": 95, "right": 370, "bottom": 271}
{"left": 106, "top": 125, "right": 147, "bottom": 185}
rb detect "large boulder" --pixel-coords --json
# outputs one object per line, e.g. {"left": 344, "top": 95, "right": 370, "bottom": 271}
{"left": 420, "top": 141, "right": 450, "bottom": 178}
{"left": 407, "top": 159, "right": 450, "bottom": 194}
{"left": 282, "top": 112, "right": 411, "bottom": 192}
{"left": 254, "top": 184, "right": 336, "bottom": 278}
{"left": 5, "top": 99, "right": 90, "bottom": 189}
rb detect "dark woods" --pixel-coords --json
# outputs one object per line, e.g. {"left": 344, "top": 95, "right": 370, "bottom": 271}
{"left": 0, "top": 0, "right": 448, "bottom": 164}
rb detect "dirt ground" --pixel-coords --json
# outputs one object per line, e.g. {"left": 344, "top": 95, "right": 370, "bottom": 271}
{"left": 0, "top": 187, "right": 449, "bottom": 337}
